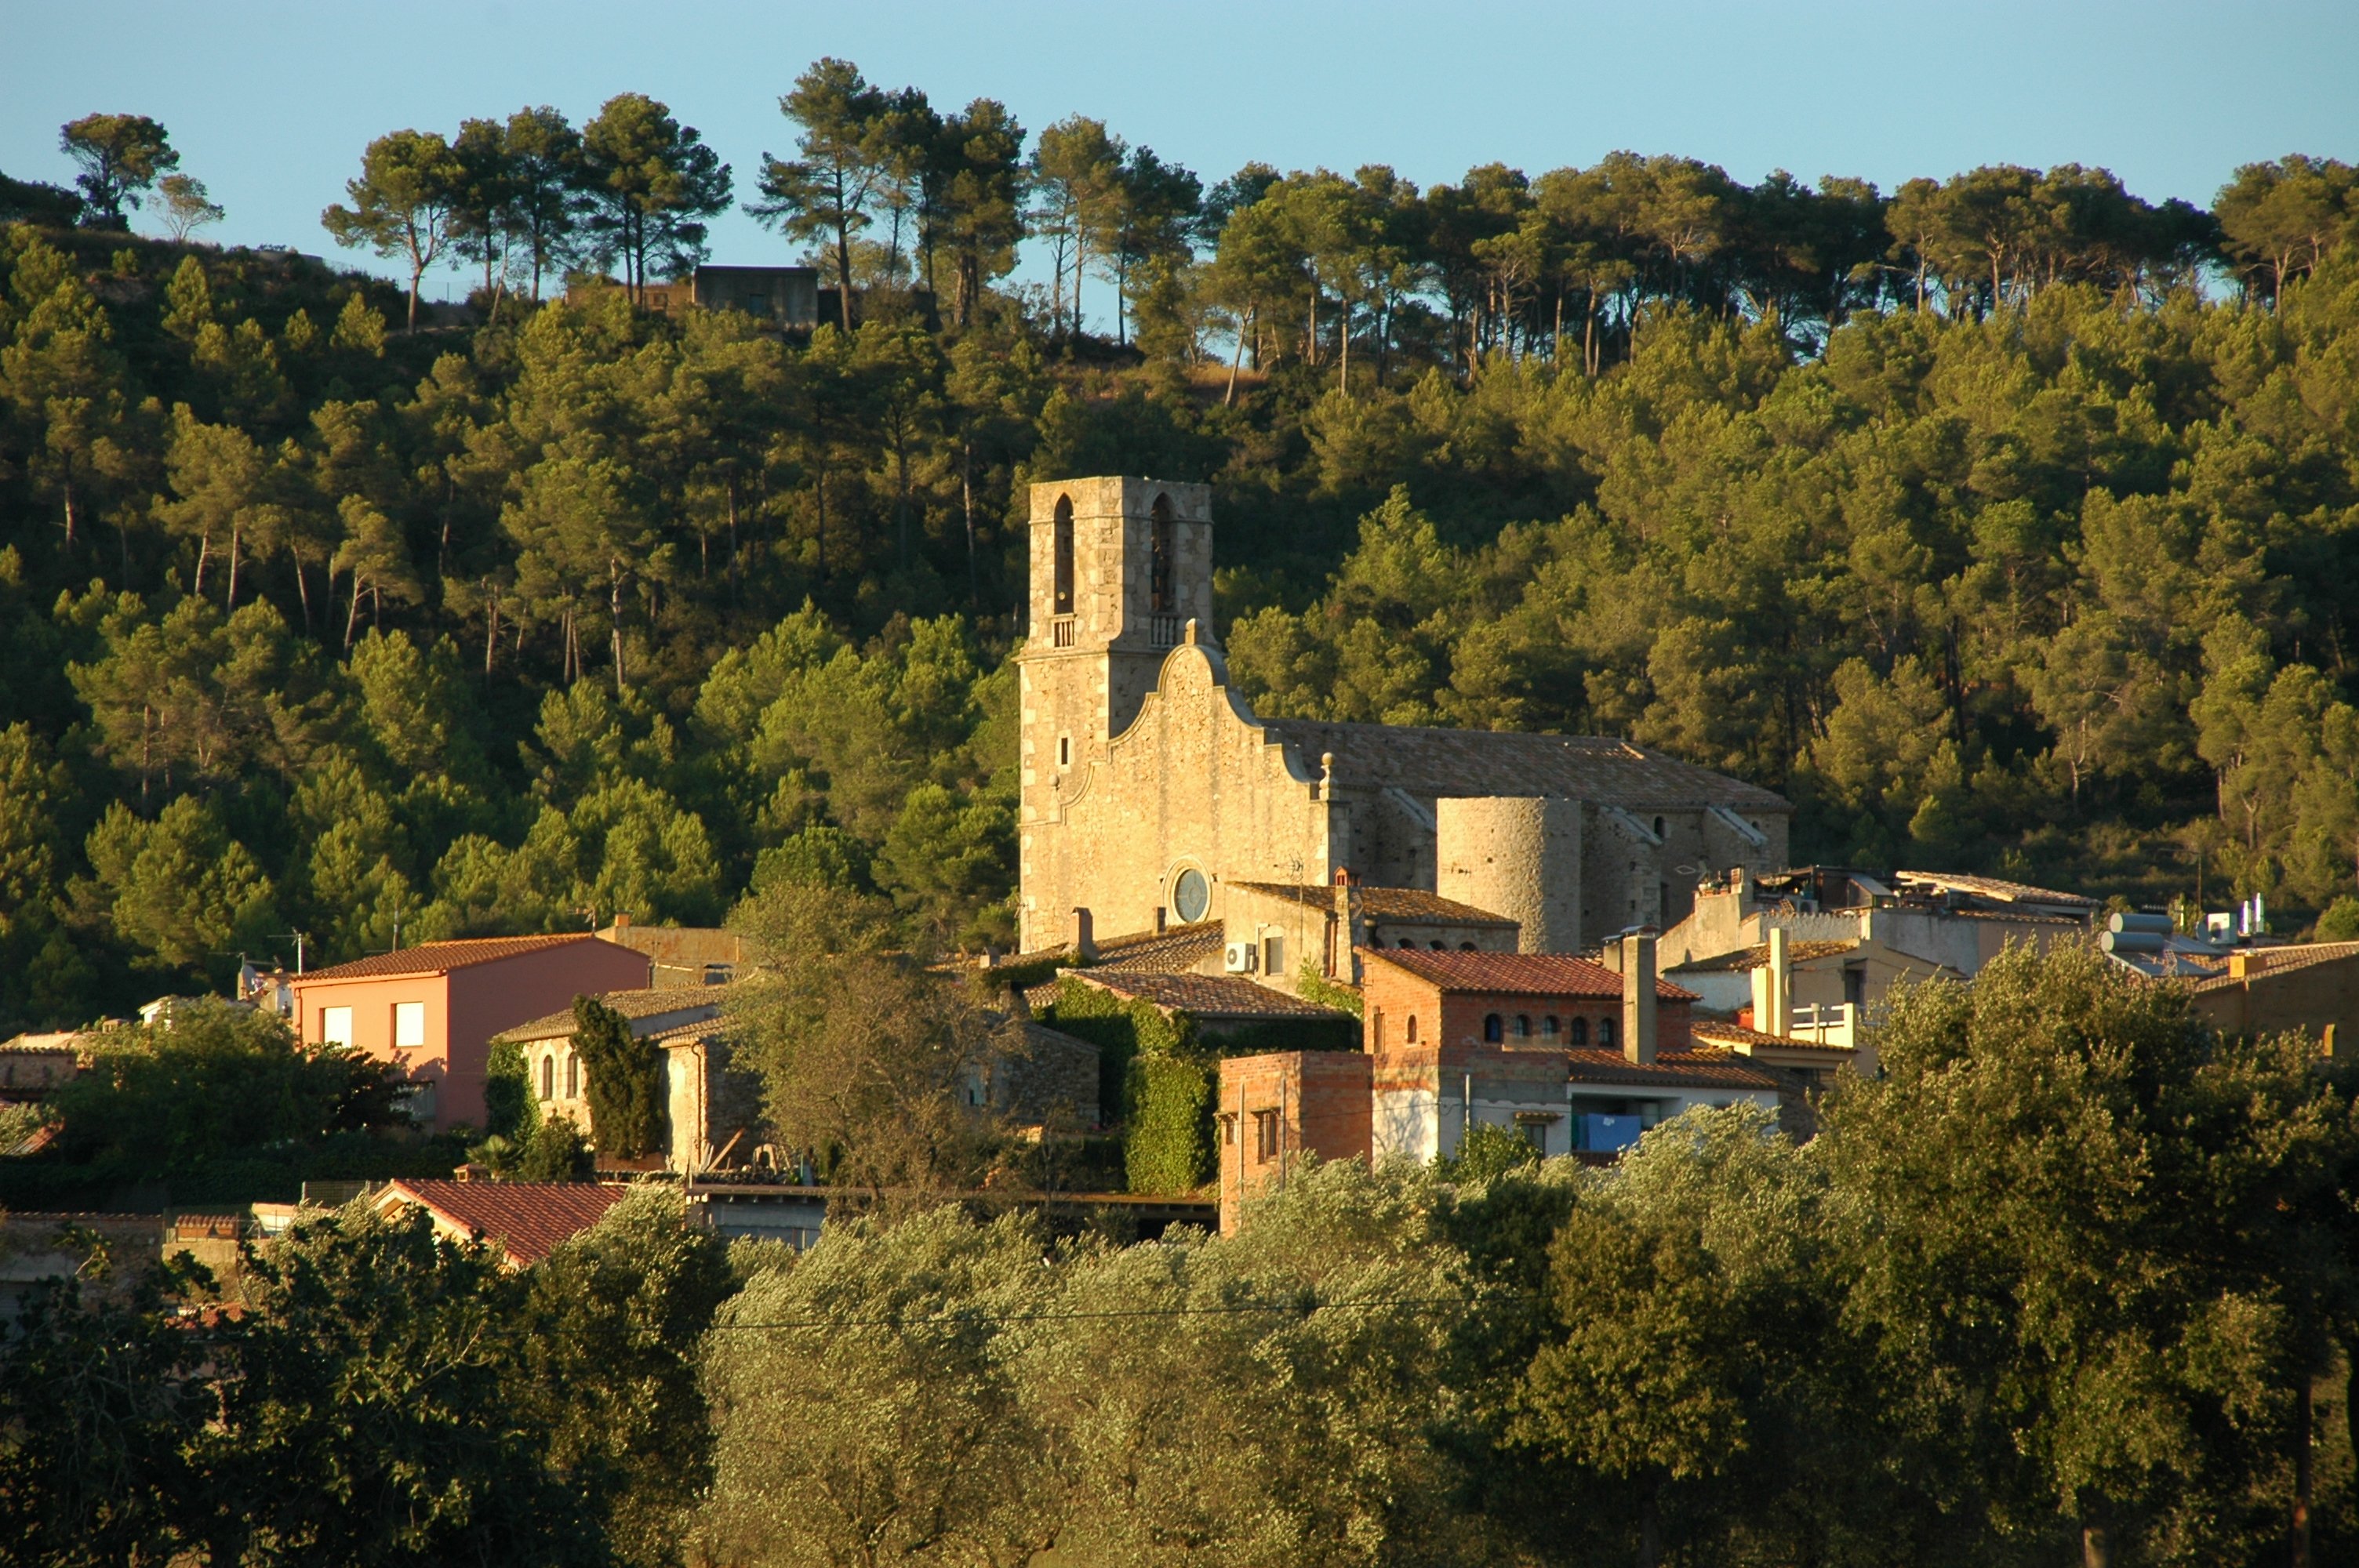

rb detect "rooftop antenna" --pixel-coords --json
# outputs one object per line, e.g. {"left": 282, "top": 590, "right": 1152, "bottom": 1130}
{"left": 272, "top": 931, "right": 312, "bottom": 974}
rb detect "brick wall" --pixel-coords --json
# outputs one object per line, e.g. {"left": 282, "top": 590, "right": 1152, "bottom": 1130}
{"left": 1215, "top": 1051, "right": 1373, "bottom": 1232}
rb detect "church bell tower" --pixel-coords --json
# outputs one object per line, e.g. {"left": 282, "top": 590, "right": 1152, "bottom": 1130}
{"left": 1015, "top": 477, "right": 1215, "bottom": 949}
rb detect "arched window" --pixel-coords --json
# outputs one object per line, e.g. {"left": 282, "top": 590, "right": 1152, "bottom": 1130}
{"left": 1459, "top": 942, "right": 1478, "bottom": 951}
{"left": 1541, "top": 1015, "right": 1560, "bottom": 1040}
{"left": 1430, "top": 940, "right": 1445, "bottom": 950}
{"left": 1569, "top": 1018, "right": 1588, "bottom": 1045}
{"left": 1149, "top": 493, "right": 1174, "bottom": 612}
{"left": 1514, "top": 1014, "right": 1532, "bottom": 1039}
{"left": 540, "top": 1052, "right": 554, "bottom": 1101}
{"left": 1398, "top": 937, "right": 1416, "bottom": 949}
{"left": 1406, "top": 1014, "right": 1419, "bottom": 1044}
{"left": 565, "top": 1051, "right": 580, "bottom": 1099}
{"left": 1653, "top": 815, "right": 1666, "bottom": 837}
{"left": 1052, "top": 495, "right": 1075, "bottom": 615}
{"left": 1600, "top": 1018, "right": 1617, "bottom": 1048}
{"left": 1482, "top": 1013, "right": 1503, "bottom": 1043}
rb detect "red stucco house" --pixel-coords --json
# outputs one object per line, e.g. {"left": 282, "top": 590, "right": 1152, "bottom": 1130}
{"left": 289, "top": 935, "right": 651, "bottom": 1132}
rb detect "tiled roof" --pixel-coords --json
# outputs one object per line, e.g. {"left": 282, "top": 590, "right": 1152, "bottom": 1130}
{"left": 1565, "top": 1047, "right": 1778, "bottom": 1090}
{"left": 1358, "top": 947, "right": 1698, "bottom": 1003}
{"left": 1070, "top": 971, "right": 1351, "bottom": 1020}
{"left": 296, "top": 934, "right": 599, "bottom": 984}
{"left": 1230, "top": 882, "right": 1517, "bottom": 926}
{"left": 1892, "top": 870, "right": 2097, "bottom": 908}
{"left": 1667, "top": 939, "right": 1861, "bottom": 974}
{"left": 1092, "top": 921, "right": 1225, "bottom": 973}
{"left": 376, "top": 1178, "right": 627, "bottom": 1267}
{"left": 1260, "top": 719, "right": 1790, "bottom": 813}
{"left": 1690, "top": 1021, "right": 1856, "bottom": 1054}
{"left": 497, "top": 985, "right": 732, "bottom": 1042}
{"left": 2190, "top": 942, "right": 2359, "bottom": 993}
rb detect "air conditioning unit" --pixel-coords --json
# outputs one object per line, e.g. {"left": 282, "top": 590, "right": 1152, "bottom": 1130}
{"left": 1223, "top": 941, "right": 1257, "bottom": 974}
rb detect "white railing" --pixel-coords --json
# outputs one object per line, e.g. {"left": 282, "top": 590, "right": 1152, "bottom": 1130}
{"left": 1787, "top": 1003, "right": 1855, "bottom": 1047}
{"left": 1147, "top": 613, "right": 1183, "bottom": 646}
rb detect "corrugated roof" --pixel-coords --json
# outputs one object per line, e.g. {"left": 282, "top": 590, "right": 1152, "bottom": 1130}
{"left": 1071, "top": 971, "right": 1351, "bottom": 1020}
{"left": 296, "top": 934, "right": 601, "bottom": 984}
{"left": 1359, "top": 947, "right": 1698, "bottom": 1002}
{"left": 1565, "top": 1047, "right": 1778, "bottom": 1090}
{"left": 1230, "top": 882, "right": 1517, "bottom": 926}
{"left": 1892, "top": 870, "right": 2097, "bottom": 908}
{"left": 376, "top": 1178, "right": 627, "bottom": 1268}
{"left": 496, "top": 985, "right": 732, "bottom": 1042}
{"left": 1667, "top": 939, "right": 1862, "bottom": 974}
{"left": 1261, "top": 719, "right": 1790, "bottom": 813}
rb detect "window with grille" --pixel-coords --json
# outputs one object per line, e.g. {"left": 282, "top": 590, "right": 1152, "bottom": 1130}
{"left": 1252, "top": 1108, "right": 1281, "bottom": 1161}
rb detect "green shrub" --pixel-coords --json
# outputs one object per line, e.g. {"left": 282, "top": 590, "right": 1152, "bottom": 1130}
{"left": 2317, "top": 896, "right": 2359, "bottom": 942}
{"left": 573, "top": 996, "right": 664, "bottom": 1158}
{"left": 482, "top": 1037, "right": 538, "bottom": 1144}
{"left": 1124, "top": 1054, "right": 1216, "bottom": 1195}
{"left": 517, "top": 1118, "right": 591, "bottom": 1181}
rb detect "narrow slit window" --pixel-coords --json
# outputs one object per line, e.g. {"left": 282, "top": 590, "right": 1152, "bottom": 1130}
{"left": 1150, "top": 494, "right": 1174, "bottom": 612}
{"left": 1052, "top": 495, "right": 1075, "bottom": 615}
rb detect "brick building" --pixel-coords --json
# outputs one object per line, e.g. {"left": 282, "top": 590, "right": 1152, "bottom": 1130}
{"left": 289, "top": 935, "right": 650, "bottom": 1132}
{"left": 1356, "top": 946, "right": 1694, "bottom": 1058}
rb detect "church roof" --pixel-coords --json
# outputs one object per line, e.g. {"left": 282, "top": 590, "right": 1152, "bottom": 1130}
{"left": 1092, "top": 921, "right": 1226, "bottom": 973}
{"left": 1258, "top": 720, "right": 1790, "bottom": 813}
{"left": 1565, "top": 1048, "right": 1778, "bottom": 1091}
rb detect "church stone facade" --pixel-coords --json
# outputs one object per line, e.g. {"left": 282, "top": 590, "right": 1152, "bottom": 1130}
{"left": 1015, "top": 477, "right": 1791, "bottom": 955}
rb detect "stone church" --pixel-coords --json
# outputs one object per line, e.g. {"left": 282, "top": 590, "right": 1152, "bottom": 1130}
{"left": 1015, "top": 477, "right": 1791, "bottom": 957}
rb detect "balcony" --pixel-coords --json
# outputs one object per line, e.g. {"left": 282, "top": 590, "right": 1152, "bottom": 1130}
{"left": 1147, "top": 613, "right": 1183, "bottom": 647}
{"left": 1787, "top": 1002, "right": 1855, "bottom": 1047}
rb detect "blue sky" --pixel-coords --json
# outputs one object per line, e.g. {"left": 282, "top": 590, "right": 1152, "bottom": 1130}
{"left": 6, "top": 0, "right": 2354, "bottom": 320}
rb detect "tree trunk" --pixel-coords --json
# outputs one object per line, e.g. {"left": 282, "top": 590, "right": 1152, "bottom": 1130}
{"left": 193, "top": 528, "right": 212, "bottom": 594}
{"left": 225, "top": 519, "right": 241, "bottom": 609}
{"left": 291, "top": 551, "right": 312, "bottom": 631}
{"left": 2295, "top": 1375, "right": 2314, "bottom": 1568}
{"left": 483, "top": 586, "right": 500, "bottom": 679}
{"left": 1224, "top": 303, "right": 1251, "bottom": 405}
{"left": 609, "top": 558, "right": 627, "bottom": 692}
{"left": 60, "top": 467, "right": 76, "bottom": 550}
{"left": 2081, "top": 1523, "right": 2111, "bottom": 1568}
{"left": 961, "top": 435, "right": 980, "bottom": 608}
{"left": 1637, "top": 1484, "right": 1663, "bottom": 1568}
{"left": 343, "top": 572, "right": 364, "bottom": 648}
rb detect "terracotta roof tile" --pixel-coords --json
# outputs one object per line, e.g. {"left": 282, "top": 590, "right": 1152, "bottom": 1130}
{"left": 1261, "top": 720, "right": 1790, "bottom": 813}
{"left": 376, "top": 1179, "right": 628, "bottom": 1268}
{"left": 1689, "top": 1021, "right": 1856, "bottom": 1054}
{"left": 2190, "top": 942, "right": 2359, "bottom": 993}
{"left": 1667, "top": 939, "right": 1862, "bottom": 974}
{"left": 296, "top": 934, "right": 601, "bottom": 984}
{"left": 496, "top": 985, "right": 732, "bottom": 1042}
{"left": 1092, "top": 922, "right": 1224, "bottom": 973}
{"left": 1073, "top": 971, "right": 1351, "bottom": 1020}
{"left": 1359, "top": 947, "right": 1698, "bottom": 1002}
{"left": 1565, "top": 1047, "right": 1778, "bottom": 1090}
{"left": 1230, "top": 882, "right": 1517, "bottom": 926}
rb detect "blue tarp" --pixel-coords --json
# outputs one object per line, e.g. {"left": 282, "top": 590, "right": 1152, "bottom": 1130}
{"left": 1579, "top": 1114, "right": 1642, "bottom": 1152}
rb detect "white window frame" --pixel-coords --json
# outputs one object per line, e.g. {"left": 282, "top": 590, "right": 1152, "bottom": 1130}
{"left": 393, "top": 1001, "right": 426, "bottom": 1049}
{"left": 321, "top": 1006, "right": 353, "bottom": 1047}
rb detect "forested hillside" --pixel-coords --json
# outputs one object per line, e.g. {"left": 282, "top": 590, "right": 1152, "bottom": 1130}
{"left": 3, "top": 75, "right": 2358, "bottom": 1028}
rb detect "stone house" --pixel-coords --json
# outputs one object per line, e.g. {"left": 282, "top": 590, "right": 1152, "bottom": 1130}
{"left": 493, "top": 985, "right": 763, "bottom": 1176}
{"left": 1014, "top": 476, "right": 1790, "bottom": 956}
{"left": 597, "top": 917, "right": 748, "bottom": 988}
{"left": 289, "top": 935, "right": 651, "bottom": 1132}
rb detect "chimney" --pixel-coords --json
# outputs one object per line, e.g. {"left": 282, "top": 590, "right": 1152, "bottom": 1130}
{"left": 1155, "top": 906, "right": 1167, "bottom": 934}
{"left": 1072, "top": 907, "right": 1096, "bottom": 964}
{"left": 1767, "top": 926, "right": 1790, "bottom": 1036}
{"left": 614, "top": 912, "right": 631, "bottom": 932}
{"left": 1622, "top": 930, "right": 1657, "bottom": 1065}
